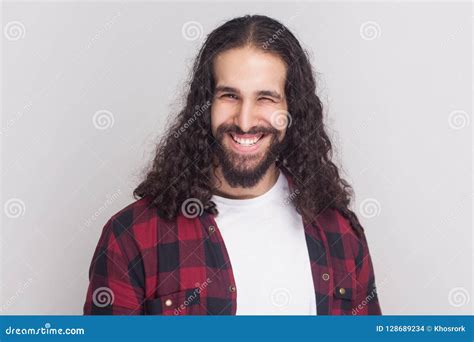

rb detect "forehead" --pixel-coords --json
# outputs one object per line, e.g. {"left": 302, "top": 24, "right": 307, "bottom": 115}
{"left": 212, "top": 46, "right": 287, "bottom": 91}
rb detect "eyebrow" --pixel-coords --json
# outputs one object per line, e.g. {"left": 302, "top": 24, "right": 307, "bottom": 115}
{"left": 214, "top": 85, "right": 283, "bottom": 100}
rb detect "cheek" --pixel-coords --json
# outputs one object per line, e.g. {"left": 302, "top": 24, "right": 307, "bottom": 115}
{"left": 211, "top": 102, "right": 233, "bottom": 132}
{"left": 262, "top": 107, "right": 289, "bottom": 135}
{"left": 210, "top": 107, "right": 222, "bottom": 136}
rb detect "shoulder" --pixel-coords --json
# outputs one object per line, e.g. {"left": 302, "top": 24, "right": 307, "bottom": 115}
{"left": 107, "top": 196, "right": 156, "bottom": 231}
{"left": 100, "top": 196, "right": 175, "bottom": 251}
{"left": 314, "top": 207, "right": 368, "bottom": 256}
{"left": 314, "top": 207, "right": 361, "bottom": 239}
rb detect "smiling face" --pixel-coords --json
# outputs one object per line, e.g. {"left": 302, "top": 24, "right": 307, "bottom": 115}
{"left": 211, "top": 46, "right": 289, "bottom": 188}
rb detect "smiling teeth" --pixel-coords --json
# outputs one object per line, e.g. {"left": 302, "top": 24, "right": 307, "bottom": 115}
{"left": 231, "top": 135, "right": 262, "bottom": 146}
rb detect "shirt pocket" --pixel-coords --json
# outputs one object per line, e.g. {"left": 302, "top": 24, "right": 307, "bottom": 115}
{"left": 332, "top": 270, "right": 356, "bottom": 315}
{"left": 144, "top": 288, "right": 204, "bottom": 315}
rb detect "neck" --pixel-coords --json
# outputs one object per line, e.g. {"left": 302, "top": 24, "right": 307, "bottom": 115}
{"left": 212, "top": 165, "right": 281, "bottom": 200}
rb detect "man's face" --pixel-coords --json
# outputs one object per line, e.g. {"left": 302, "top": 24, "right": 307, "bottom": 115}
{"left": 211, "top": 46, "right": 289, "bottom": 188}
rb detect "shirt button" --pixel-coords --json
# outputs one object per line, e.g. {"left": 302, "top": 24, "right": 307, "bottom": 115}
{"left": 208, "top": 225, "right": 215, "bottom": 234}
{"left": 322, "top": 273, "right": 330, "bottom": 281}
{"left": 229, "top": 285, "right": 236, "bottom": 293}
{"left": 164, "top": 299, "right": 173, "bottom": 307}
{"left": 339, "top": 288, "right": 346, "bottom": 295}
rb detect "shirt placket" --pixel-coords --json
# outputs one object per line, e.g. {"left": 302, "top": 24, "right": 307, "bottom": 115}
{"left": 285, "top": 170, "right": 334, "bottom": 315}
{"left": 199, "top": 213, "right": 238, "bottom": 315}
{"left": 303, "top": 217, "right": 335, "bottom": 315}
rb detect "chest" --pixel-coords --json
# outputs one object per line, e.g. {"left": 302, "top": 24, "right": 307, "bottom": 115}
{"left": 142, "top": 213, "right": 358, "bottom": 315}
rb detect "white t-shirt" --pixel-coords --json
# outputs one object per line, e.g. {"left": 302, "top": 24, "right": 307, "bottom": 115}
{"left": 211, "top": 171, "right": 317, "bottom": 315}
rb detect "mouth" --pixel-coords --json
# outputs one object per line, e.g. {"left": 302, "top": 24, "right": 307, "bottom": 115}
{"left": 227, "top": 132, "right": 267, "bottom": 153}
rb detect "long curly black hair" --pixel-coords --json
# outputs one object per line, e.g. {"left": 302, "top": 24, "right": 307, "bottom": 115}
{"left": 134, "top": 14, "right": 364, "bottom": 236}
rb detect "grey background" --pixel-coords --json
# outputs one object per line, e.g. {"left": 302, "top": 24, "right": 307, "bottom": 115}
{"left": 1, "top": 1, "right": 472, "bottom": 315}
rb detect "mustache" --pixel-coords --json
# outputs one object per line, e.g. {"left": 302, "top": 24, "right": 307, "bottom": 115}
{"left": 217, "top": 124, "right": 279, "bottom": 136}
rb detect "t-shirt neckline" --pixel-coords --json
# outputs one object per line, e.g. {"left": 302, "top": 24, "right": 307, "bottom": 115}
{"left": 211, "top": 171, "right": 286, "bottom": 207}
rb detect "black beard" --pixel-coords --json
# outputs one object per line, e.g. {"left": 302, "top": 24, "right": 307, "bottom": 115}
{"left": 214, "top": 131, "right": 284, "bottom": 188}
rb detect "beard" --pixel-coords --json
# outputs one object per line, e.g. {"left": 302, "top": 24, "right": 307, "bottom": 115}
{"left": 213, "top": 124, "right": 285, "bottom": 188}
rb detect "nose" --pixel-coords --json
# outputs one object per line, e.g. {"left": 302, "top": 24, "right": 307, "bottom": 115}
{"left": 233, "top": 100, "right": 259, "bottom": 133}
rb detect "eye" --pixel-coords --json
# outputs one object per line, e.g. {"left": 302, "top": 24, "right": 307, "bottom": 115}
{"left": 221, "top": 93, "right": 239, "bottom": 100}
{"left": 259, "top": 97, "right": 276, "bottom": 103}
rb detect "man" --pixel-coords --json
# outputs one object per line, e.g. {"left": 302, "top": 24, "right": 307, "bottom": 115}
{"left": 83, "top": 14, "right": 381, "bottom": 315}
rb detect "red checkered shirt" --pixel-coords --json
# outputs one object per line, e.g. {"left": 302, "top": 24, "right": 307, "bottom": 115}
{"left": 83, "top": 174, "right": 382, "bottom": 315}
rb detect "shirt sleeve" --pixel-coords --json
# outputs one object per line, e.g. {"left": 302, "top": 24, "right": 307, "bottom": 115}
{"left": 352, "top": 228, "right": 382, "bottom": 315}
{"left": 83, "top": 218, "right": 145, "bottom": 315}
